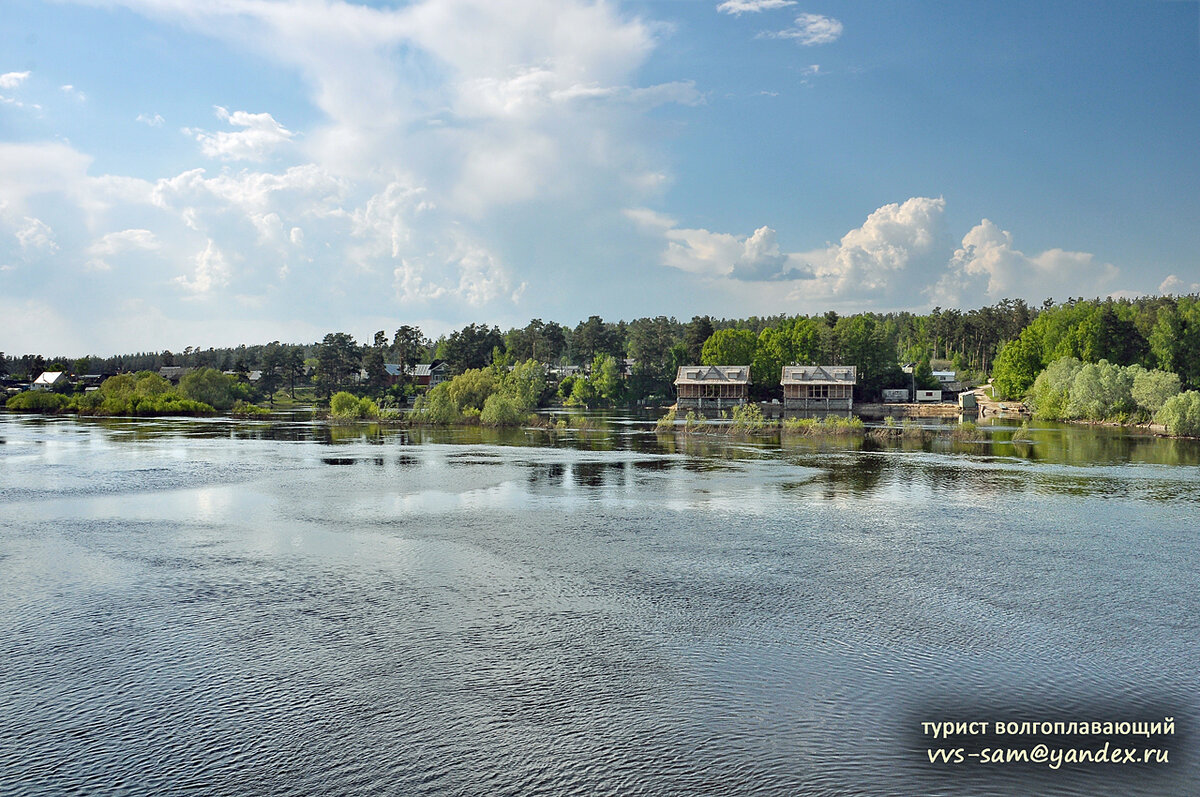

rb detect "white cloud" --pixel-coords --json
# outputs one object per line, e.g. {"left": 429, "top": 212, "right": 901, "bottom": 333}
{"left": 1157, "top": 274, "right": 1199, "bottom": 295}
{"left": 930, "top": 219, "right": 1119, "bottom": 304}
{"left": 0, "top": 71, "right": 30, "bottom": 89}
{"left": 634, "top": 197, "right": 956, "bottom": 307}
{"left": 150, "top": 164, "right": 349, "bottom": 242}
{"left": 90, "top": 228, "right": 161, "bottom": 255}
{"left": 185, "top": 106, "right": 294, "bottom": 161}
{"left": 0, "top": 142, "right": 93, "bottom": 211}
{"left": 0, "top": 71, "right": 36, "bottom": 109}
{"left": 85, "top": 228, "right": 162, "bottom": 271}
{"left": 717, "top": 0, "right": 797, "bottom": 14}
{"left": 820, "top": 196, "right": 945, "bottom": 294}
{"left": 762, "top": 13, "right": 844, "bottom": 45}
{"left": 60, "top": 84, "right": 86, "bottom": 101}
{"left": 451, "top": 238, "right": 522, "bottom": 305}
{"left": 94, "top": 0, "right": 693, "bottom": 214}
{"left": 174, "top": 239, "right": 232, "bottom": 295}
{"left": 626, "top": 208, "right": 811, "bottom": 282}
{"left": 15, "top": 218, "right": 58, "bottom": 254}
{"left": 137, "top": 112, "right": 165, "bottom": 127}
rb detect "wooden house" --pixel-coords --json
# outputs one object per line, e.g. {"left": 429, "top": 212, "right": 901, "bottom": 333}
{"left": 411, "top": 361, "right": 450, "bottom": 389}
{"left": 781, "top": 365, "right": 857, "bottom": 410}
{"left": 674, "top": 365, "right": 751, "bottom": 409}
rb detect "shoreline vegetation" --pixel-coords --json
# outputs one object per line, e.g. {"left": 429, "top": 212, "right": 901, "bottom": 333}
{"left": 5, "top": 294, "right": 1200, "bottom": 437}
{"left": 5, "top": 390, "right": 1196, "bottom": 441}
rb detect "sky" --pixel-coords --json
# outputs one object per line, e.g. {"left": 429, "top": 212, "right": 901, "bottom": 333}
{"left": 1, "top": 0, "right": 1198, "bottom": 356}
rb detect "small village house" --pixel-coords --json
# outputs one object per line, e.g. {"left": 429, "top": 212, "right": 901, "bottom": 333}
{"left": 158, "top": 366, "right": 192, "bottom": 384}
{"left": 674, "top": 365, "right": 751, "bottom": 409}
{"left": 32, "top": 371, "right": 67, "bottom": 390}
{"left": 781, "top": 365, "right": 857, "bottom": 411}
{"left": 411, "top": 361, "right": 450, "bottom": 389}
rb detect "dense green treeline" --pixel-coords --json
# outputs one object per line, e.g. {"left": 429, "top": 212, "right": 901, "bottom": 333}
{"left": 5, "top": 295, "right": 1197, "bottom": 411}
{"left": 991, "top": 296, "right": 1200, "bottom": 399}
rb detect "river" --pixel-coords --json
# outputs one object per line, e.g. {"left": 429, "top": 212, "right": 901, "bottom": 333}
{"left": 1, "top": 412, "right": 1196, "bottom": 796}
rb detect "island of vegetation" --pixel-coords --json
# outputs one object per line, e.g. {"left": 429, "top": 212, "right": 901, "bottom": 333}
{"left": 3, "top": 294, "right": 1199, "bottom": 436}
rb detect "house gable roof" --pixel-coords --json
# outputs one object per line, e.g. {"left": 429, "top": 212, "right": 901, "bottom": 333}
{"left": 781, "top": 365, "right": 857, "bottom": 385}
{"left": 674, "top": 365, "right": 751, "bottom": 386}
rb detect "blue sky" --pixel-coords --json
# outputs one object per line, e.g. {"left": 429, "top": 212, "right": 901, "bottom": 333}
{"left": 1, "top": 0, "right": 1197, "bottom": 355}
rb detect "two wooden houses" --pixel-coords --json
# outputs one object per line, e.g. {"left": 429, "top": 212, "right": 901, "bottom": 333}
{"left": 674, "top": 364, "right": 857, "bottom": 410}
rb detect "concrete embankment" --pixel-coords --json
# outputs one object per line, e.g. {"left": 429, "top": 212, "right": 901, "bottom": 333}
{"left": 966, "top": 387, "right": 1030, "bottom": 418}
{"left": 855, "top": 403, "right": 964, "bottom": 419}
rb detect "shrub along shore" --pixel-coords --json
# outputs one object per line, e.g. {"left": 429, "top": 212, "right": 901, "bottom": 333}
{"left": 1022, "top": 356, "right": 1200, "bottom": 437}
{"left": 4, "top": 368, "right": 265, "bottom": 417}
{"left": 8, "top": 356, "right": 1200, "bottom": 439}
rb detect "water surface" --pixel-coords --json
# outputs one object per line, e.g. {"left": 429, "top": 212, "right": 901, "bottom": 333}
{"left": 1, "top": 413, "right": 1196, "bottom": 796}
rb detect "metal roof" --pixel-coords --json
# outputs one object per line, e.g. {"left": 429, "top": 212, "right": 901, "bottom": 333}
{"left": 780, "top": 365, "right": 857, "bottom": 385}
{"left": 674, "top": 365, "right": 751, "bottom": 386}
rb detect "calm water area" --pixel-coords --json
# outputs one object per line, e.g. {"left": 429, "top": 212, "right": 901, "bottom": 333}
{"left": 1, "top": 411, "right": 1197, "bottom": 796}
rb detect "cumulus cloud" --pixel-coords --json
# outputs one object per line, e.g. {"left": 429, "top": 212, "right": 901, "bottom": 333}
{"left": 762, "top": 13, "right": 844, "bottom": 45}
{"left": 0, "top": 71, "right": 36, "bottom": 109}
{"left": 717, "top": 0, "right": 797, "bottom": 15}
{"left": 626, "top": 208, "right": 812, "bottom": 282}
{"left": 1158, "top": 274, "right": 1200, "bottom": 295}
{"left": 0, "top": 71, "right": 30, "bottom": 89}
{"left": 98, "top": 0, "right": 695, "bottom": 212}
{"left": 15, "top": 218, "right": 58, "bottom": 253}
{"left": 137, "top": 112, "right": 165, "bottom": 126}
{"left": 635, "top": 197, "right": 957, "bottom": 305}
{"left": 185, "top": 106, "right": 294, "bottom": 161}
{"left": 929, "top": 219, "right": 1119, "bottom": 304}
{"left": 819, "top": 196, "right": 946, "bottom": 294}
{"left": 85, "top": 228, "right": 161, "bottom": 271}
{"left": 60, "top": 84, "right": 86, "bottom": 101}
{"left": 175, "top": 239, "right": 232, "bottom": 295}
{"left": 391, "top": 244, "right": 520, "bottom": 306}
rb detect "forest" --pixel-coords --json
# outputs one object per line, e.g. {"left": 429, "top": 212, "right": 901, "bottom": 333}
{"left": 3, "top": 295, "right": 1198, "bottom": 418}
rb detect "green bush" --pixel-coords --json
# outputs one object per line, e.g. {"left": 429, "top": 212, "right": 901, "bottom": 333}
{"left": 179, "top": 368, "right": 250, "bottom": 411}
{"left": 1154, "top": 391, "right": 1200, "bottom": 437}
{"left": 445, "top": 369, "right": 496, "bottom": 413}
{"left": 1131, "top": 367, "right": 1182, "bottom": 414}
{"left": 329, "top": 391, "right": 380, "bottom": 419}
{"left": 412, "top": 383, "right": 462, "bottom": 424}
{"left": 655, "top": 407, "right": 677, "bottom": 431}
{"left": 232, "top": 400, "right": 270, "bottom": 417}
{"left": 480, "top": 393, "right": 528, "bottom": 426}
{"left": 506, "top": 359, "right": 548, "bottom": 409}
{"left": 1064, "top": 360, "right": 1135, "bottom": 421}
{"left": 6, "top": 391, "right": 71, "bottom": 412}
{"left": 1028, "top": 357, "right": 1081, "bottom": 419}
